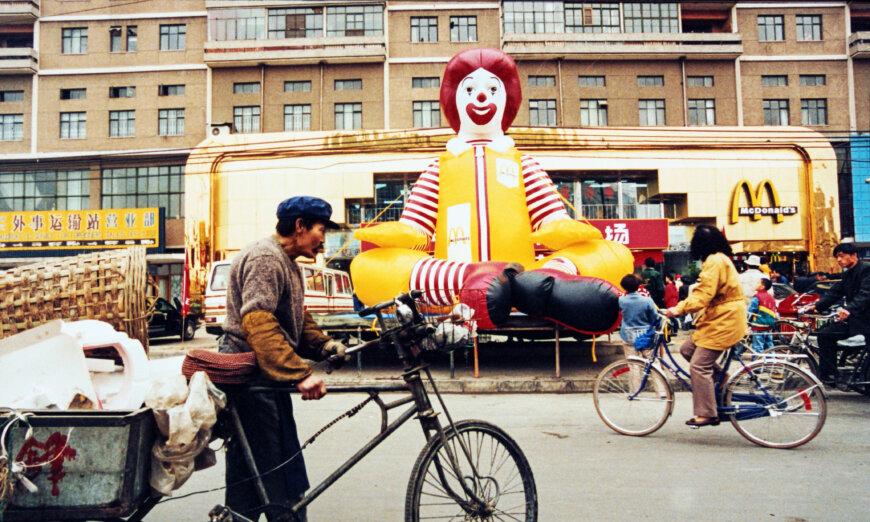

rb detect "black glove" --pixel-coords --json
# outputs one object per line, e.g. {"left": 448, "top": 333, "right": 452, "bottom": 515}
{"left": 320, "top": 339, "right": 351, "bottom": 372}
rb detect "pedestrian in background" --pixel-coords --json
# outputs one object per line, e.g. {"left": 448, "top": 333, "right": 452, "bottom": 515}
{"left": 641, "top": 257, "right": 665, "bottom": 308}
{"left": 664, "top": 273, "right": 680, "bottom": 331}
{"left": 666, "top": 225, "right": 747, "bottom": 428}
{"left": 738, "top": 254, "right": 765, "bottom": 299}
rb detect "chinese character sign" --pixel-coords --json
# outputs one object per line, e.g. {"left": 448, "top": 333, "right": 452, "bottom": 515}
{"left": 0, "top": 208, "right": 161, "bottom": 251}
{"left": 604, "top": 223, "right": 630, "bottom": 244}
{"left": 588, "top": 219, "right": 669, "bottom": 250}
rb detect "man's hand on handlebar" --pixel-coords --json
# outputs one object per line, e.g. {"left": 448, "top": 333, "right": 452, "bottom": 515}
{"left": 836, "top": 307, "right": 850, "bottom": 322}
{"left": 320, "top": 339, "right": 351, "bottom": 372}
{"left": 297, "top": 374, "right": 327, "bottom": 400}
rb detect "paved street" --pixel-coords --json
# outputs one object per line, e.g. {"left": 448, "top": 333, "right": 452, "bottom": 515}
{"left": 149, "top": 391, "right": 870, "bottom": 521}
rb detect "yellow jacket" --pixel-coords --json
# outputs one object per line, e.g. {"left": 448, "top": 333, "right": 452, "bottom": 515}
{"left": 675, "top": 252, "right": 747, "bottom": 350}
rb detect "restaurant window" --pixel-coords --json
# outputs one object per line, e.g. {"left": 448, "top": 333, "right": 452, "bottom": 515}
{"left": 801, "top": 98, "right": 827, "bottom": 126}
{"left": 102, "top": 165, "right": 185, "bottom": 218}
{"left": 624, "top": 3, "right": 679, "bottom": 34}
{"left": 450, "top": 16, "right": 477, "bottom": 42}
{"left": 529, "top": 99, "right": 556, "bottom": 127}
{"left": 638, "top": 99, "right": 665, "bottom": 126}
{"left": 233, "top": 106, "right": 261, "bottom": 133}
{"left": 763, "top": 99, "right": 789, "bottom": 125}
{"left": 60, "top": 112, "right": 86, "bottom": 139}
{"left": 335, "top": 102, "right": 362, "bottom": 130}
{"left": 687, "top": 99, "right": 715, "bottom": 126}
{"left": 565, "top": 2, "right": 620, "bottom": 33}
{"left": 757, "top": 15, "right": 784, "bottom": 42}
{"left": 580, "top": 99, "right": 607, "bottom": 126}
{"left": 268, "top": 7, "right": 323, "bottom": 38}
{"left": 0, "top": 170, "right": 90, "bottom": 211}
{"left": 326, "top": 5, "right": 383, "bottom": 37}
{"left": 0, "top": 114, "right": 23, "bottom": 141}
{"left": 411, "top": 16, "right": 438, "bottom": 43}
{"left": 412, "top": 101, "right": 440, "bottom": 128}
{"left": 284, "top": 104, "right": 311, "bottom": 131}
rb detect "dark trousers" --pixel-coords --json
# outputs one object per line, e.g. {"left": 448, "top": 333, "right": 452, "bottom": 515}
{"left": 226, "top": 387, "right": 309, "bottom": 521}
{"left": 815, "top": 320, "right": 860, "bottom": 380}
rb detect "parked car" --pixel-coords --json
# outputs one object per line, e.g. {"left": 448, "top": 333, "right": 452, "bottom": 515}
{"left": 149, "top": 297, "right": 200, "bottom": 341}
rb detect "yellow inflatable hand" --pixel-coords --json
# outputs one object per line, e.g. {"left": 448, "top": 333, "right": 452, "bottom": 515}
{"left": 531, "top": 219, "right": 603, "bottom": 250}
{"left": 353, "top": 221, "right": 429, "bottom": 250}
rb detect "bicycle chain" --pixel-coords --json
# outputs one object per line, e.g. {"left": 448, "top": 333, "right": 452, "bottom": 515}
{"left": 302, "top": 395, "right": 376, "bottom": 447}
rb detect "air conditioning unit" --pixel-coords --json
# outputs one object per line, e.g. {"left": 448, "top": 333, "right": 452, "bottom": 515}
{"left": 208, "top": 123, "right": 234, "bottom": 137}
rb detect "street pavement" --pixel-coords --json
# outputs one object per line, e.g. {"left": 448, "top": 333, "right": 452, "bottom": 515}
{"left": 148, "top": 391, "right": 870, "bottom": 521}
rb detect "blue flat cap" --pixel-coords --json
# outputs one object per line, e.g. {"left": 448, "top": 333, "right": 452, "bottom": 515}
{"left": 276, "top": 196, "right": 340, "bottom": 229}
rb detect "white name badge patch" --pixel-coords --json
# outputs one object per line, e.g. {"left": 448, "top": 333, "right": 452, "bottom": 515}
{"left": 495, "top": 158, "right": 520, "bottom": 188}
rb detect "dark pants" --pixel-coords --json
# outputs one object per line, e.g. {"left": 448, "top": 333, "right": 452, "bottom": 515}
{"left": 226, "top": 387, "right": 309, "bottom": 521}
{"left": 815, "top": 320, "right": 861, "bottom": 380}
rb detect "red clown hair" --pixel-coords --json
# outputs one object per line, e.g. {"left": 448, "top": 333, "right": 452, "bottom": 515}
{"left": 440, "top": 48, "right": 522, "bottom": 133}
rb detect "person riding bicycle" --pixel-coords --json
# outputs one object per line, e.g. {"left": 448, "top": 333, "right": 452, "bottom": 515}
{"left": 220, "top": 196, "right": 349, "bottom": 521}
{"left": 665, "top": 225, "right": 747, "bottom": 428}
{"left": 747, "top": 277, "right": 777, "bottom": 353}
{"left": 800, "top": 242, "right": 870, "bottom": 385}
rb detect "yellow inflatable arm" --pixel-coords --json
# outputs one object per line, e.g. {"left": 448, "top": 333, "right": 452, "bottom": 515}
{"left": 353, "top": 222, "right": 429, "bottom": 250}
{"left": 531, "top": 219, "right": 603, "bottom": 250}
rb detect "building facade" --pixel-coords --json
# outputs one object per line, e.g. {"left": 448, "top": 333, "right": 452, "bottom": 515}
{"left": 2, "top": 1, "right": 870, "bottom": 295}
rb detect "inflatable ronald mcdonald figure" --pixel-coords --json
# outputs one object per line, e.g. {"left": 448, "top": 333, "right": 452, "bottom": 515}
{"left": 352, "top": 48, "right": 633, "bottom": 332}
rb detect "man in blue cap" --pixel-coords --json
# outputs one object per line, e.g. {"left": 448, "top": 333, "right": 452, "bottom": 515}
{"left": 220, "top": 195, "right": 346, "bottom": 521}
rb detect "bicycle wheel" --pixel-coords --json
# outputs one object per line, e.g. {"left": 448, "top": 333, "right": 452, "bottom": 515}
{"left": 405, "top": 420, "right": 537, "bottom": 522}
{"left": 761, "top": 344, "right": 820, "bottom": 377}
{"left": 724, "top": 360, "right": 826, "bottom": 449}
{"left": 593, "top": 359, "right": 673, "bottom": 436}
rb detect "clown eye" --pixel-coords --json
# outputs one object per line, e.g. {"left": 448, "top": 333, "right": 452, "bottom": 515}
{"left": 490, "top": 87, "right": 497, "bottom": 94}
{"left": 466, "top": 87, "right": 473, "bottom": 94}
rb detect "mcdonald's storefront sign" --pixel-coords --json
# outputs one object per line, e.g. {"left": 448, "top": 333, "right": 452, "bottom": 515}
{"left": 729, "top": 179, "right": 798, "bottom": 225}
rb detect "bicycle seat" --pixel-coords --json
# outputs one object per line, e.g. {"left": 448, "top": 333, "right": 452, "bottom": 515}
{"left": 837, "top": 335, "right": 866, "bottom": 348}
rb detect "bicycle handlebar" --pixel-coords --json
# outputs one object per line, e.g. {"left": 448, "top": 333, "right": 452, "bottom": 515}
{"left": 358, "top": 290, "right": 424, "bottom": 317}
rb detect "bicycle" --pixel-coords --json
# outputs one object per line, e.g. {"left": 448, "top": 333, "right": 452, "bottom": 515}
{"left": 592, "top": 317, "right": 828, "bottom": 449}
{"left": 209, "top": 290, "right": 538, "bottom": 522}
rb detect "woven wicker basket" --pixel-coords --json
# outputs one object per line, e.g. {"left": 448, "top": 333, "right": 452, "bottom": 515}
{"left": 0, "top": 247, "right": 149, "bottom": 351}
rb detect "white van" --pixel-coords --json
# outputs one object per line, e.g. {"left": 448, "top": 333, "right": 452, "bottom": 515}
{"left": 203, "top": 260, "right": 355, "bottom": 335}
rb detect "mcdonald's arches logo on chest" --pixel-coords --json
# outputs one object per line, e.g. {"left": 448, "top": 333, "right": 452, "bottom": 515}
{"left": 729, "top": 179, "right": 798, "bottom": 224}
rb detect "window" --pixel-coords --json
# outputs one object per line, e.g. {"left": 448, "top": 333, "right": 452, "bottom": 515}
{"left": 687, "top": 76, "right": 714, "bottom": 87}
{"left": 335, "top": 103, "right": 362, "bottom": 130}
{"left": 109, "top": 110, "right": 135, "bottom": 137}
{"left": 211, "top": 8, "right": 266, "bottom": 40}
{"left": 233, "top": 82, "right": 261, "bottom": 94}
{"left": 580, "top": 99, "right": 607, "bottom": 126}
{"left": 624, "top": 3, "right": 679, "bottom": 34}
{"left": 412, "top": 77, "right": 440, "bottom": 89}
{"left": 60, "top": 112, "right": 86, "bottom": 139}
{"left": 412, "top": 101, "right": 441, "bottom": 128}
{"left": 284, "top": 104, "right": 311, "bottom": 131}
{"left": 268, "top": 7, "right": 323, "bottom": 38}
{"left": 62, "top": 28, "right": 88, "bottom": 54}
{"left": 127, "top": 26, "right": 137, "bottom": 52}
{"left": 158, "top": 84, "right": 185, "bottom": 96}
{"left": 450, "top": 16, "right": 477, "bottom": 42}
{"left": 158, "top": 109, "right": 185, "bottom": 136}
{"left": 637, "top": 75, "right": 664, "bottom": 87}
{"left": 109, "top": 86, "right": 135, "bottom": 98}
{"left": 60, "top": 88, "right": 86, "bottom": 100}
{"left": 579, "top": 75, "right": 605, "bottom": 87}
{"left": 687, "top": 99, "right": 716, "bottom": 126}
{"left": 335, "top": 79, "right": 362, "bottom": 91}
{"left": 101, "top": 165, "right": 185, "bottom": 218}
{"left": 800, "top": 74, "right": 826, "bottom": 86}
{"left": 763, "top": 99, "right": 789, "bottom": 125}
{"left": 0, "top": 114, "right": 23, "bottom": 141}
{"left": 109, "top": 26, "right": 122, "bottom": 52}
{"left": 757, "top": 15, "right": 784, "bottom": 42}
{"left": 638, "top": 99, "right": 665, "bottom": 126}
{"left": 762, "top": 75, "right": 788, "bottom": 87}
{"left": 0, "top": 91, "right": 24, "bottom": 102}
{"left": 529, "top": 99, "right": 557, "bottom": 127}
{"left": 801, "top": 98, "right": 827, "bottom": 125}
{"left": 796, "top": 15, "right": 822, "bottom": 41}
{"left": 326, "top": 5, "right": 383, "bottom": 37}
{"left": 0, "top": 170, "right": 90, "bottom": 211}
{"left": 411, "top": 17, "right": 438, "bottom": 43}
{"left": 284, "top": 80, "right": 312, "bottom": 92}
{"left": 528, "top": 76, "right": 556, "bottom": 87}
{"left": 233, "top": 106, "right": 261, "bottom": 133}
{"left": 503, "top": 1, "right": 564, "bottom": 34}
{"left": 160, "top": 24, "right": 186, "bottom": 50}
{"left": 565, "top": 2, "right": 620, "bottom": 33}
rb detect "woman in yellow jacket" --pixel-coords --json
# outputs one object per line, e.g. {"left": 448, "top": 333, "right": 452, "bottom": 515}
{"left": 666, "top": 225, "right": 747, "bottom": 427}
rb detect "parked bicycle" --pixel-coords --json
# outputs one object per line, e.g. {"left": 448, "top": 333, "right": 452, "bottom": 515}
{"left": 592, "top": 317, "right": 827, "bottom": 449}
{"left": 208, "top": 290, "right": 538, "bottom": 522}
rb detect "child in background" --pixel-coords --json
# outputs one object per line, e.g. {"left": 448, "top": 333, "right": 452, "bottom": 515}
{"left": 619, "top": 274, "right": 660, "bottom": 358}
{"left": 748, "top": 277, "right": 777, "bottom": 352}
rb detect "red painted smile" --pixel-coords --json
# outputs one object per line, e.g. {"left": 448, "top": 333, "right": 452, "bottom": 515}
{"left": 465, "top": 102, "right": 496, "bottom": 125}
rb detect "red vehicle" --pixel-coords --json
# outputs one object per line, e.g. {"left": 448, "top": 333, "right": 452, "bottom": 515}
{"left": 775, "top": 280, "right": 838, "bottom": 318}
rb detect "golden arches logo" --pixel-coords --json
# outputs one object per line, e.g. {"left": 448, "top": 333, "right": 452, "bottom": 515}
{"left": 729, "top": 179, "right": 797, "bottom": 225}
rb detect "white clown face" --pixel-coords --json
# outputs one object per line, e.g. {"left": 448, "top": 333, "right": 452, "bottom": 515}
{"left": 455, "top": 68, "right": 506, "bottom": 139}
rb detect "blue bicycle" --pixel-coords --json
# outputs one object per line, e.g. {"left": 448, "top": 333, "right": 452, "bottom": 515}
{"left": 593, "top": 319, "right": 827, "bottom": 449}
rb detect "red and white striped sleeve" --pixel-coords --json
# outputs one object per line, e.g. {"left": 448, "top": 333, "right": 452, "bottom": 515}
{"left": 522, "top": 154, "right": 570, "bottom": 230}
{"left": 399, "top": 159, "right": 440, "bottom": 238}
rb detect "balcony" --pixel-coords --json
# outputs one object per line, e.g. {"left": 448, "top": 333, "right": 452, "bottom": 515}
{"left": 503, "top": 32, "right": 743, "bottom": 61}
{"left": 0, "top": 0, "right": 38, "bottom": 23}
{"left": 850, "top": 32, "right": 870, "bottom": 58}
{"left": 204, "top": 35, "right": 387, "bottom": 67}
{"left": 0, "top": 47, "right": 37, "bottom": 74}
